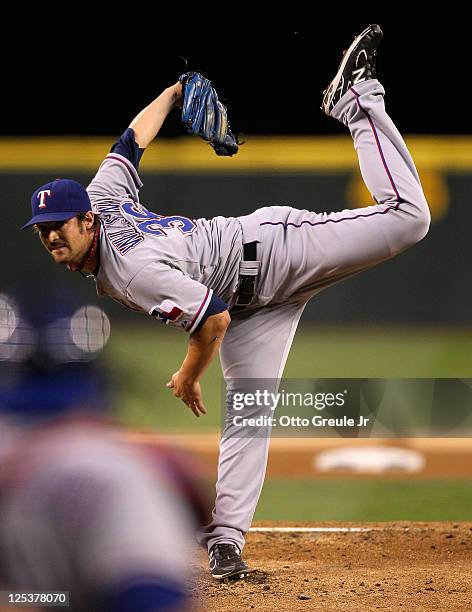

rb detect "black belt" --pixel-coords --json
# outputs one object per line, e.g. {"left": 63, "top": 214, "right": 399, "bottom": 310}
{"left": 235, "top": 241, "right": 258, "bottom": 306}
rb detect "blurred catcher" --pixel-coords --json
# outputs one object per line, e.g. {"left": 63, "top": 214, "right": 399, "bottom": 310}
{"left": 0, "top": 295, "right": 210, "bottom": 610}
{"left": 0, "top": 419, "right": 208, "bottom": 611}
{"left": 23, "top": 24, "right": 430, "bottom": 579}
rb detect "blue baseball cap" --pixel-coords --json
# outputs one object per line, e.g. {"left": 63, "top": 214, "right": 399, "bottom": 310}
{"left": 22, "top": 179, "right": 92, "bottom": 230}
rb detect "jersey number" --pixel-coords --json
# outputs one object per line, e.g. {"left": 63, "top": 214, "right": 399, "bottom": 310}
{"left": 121, "top": 202, "right": 196, "bottom": 237}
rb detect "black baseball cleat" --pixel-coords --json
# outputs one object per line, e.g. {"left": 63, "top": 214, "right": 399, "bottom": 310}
{"left": 209, "top": 543, "right": 253, "bottom": 579}
{"left": 321, "top": 24, "right": 383, "bottom": 116}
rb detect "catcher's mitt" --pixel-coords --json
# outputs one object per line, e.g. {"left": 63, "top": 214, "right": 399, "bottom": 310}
{"left": 178, "top": 71, "right": 239, "bottom": 157}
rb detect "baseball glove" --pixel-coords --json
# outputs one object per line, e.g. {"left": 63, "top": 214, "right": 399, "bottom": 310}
{"left": 178, "top": 71, "right": 239, "bottom": 157}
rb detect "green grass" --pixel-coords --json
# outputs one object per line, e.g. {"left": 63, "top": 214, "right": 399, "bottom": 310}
{"left": 254, "top": 479, "right": 472, "bottom": 522}
{"left": 101, "top": 325, "right": 472, "bottom": 522}
{"left": 102, "top": 325, "right": 224, "bottom": 430}
{"left": 285, "top": 326, "right": 472, "bottom": 379}
{"left": 102, "top": 324, "right": 472, "bottom": 429}
{"left": 104, "top": 322, "right": 472, "bottom": 431}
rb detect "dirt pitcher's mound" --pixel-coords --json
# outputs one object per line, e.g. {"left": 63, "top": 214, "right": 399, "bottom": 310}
{"left": 197, "top": 522, "right": 472, "bottom": 611}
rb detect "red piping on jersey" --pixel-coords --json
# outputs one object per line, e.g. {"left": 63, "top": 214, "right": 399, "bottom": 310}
{"left": 106, "top": 154, "right": 141, "bottom": 189}
{"left": 187, "top": 288, "right": 210, "bottom": 333}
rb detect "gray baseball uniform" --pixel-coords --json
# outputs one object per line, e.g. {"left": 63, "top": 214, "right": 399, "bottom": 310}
{"left": 0, "top": 422, "right": 196, "bottom": 610}
{"left": 86, "top": 79, "right": 430, "bottom": 552}
{"left": 86, "top": 152, "right": 242, "bottom": 332}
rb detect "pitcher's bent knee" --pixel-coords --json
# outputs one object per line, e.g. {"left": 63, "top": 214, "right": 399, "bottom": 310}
{"left": 401, "top": 197, "right": 431, "bottom": 249}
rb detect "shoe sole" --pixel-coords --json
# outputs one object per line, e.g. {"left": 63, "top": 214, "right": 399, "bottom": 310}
{"left": 212, "top": 567, "right": 255, "bottom": 580}
{"left": 322, "top": 24, "right": 379, "bottom": 115}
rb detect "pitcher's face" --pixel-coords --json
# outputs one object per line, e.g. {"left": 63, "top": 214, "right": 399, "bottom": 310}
{"left": 36, "top": 216, "right": 92, "bottom": 266}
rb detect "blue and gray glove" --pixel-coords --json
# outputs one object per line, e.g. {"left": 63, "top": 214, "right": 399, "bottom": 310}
{"left": 179, "top": 72, "right": 239, "bottom": 157}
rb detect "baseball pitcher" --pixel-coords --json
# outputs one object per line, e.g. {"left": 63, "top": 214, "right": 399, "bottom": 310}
{"left": 23, "top": 25, "right": 430, "bottom": 579}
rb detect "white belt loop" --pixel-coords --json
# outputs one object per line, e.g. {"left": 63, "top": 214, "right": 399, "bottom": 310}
{"left": 239, "top": 260, "right": 260, "bottom": 275}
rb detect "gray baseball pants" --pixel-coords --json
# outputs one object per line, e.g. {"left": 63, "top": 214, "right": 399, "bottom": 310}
{"left": 197, "top": 79, "right": 430, "bottom": 552}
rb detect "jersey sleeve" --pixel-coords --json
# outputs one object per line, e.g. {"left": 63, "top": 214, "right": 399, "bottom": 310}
{"left": 126, "top": 262, "right": 228, "bottom": 334}
{"left": 110, "top": 127, "right": 145, "bottom": 171}
{"left": 86, "top": 143, "right": 144, "bottom": 208}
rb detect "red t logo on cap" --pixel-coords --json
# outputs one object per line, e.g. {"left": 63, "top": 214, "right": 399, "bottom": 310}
{"left": 37, "top": 190, "right": 52, "bottom": 209}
